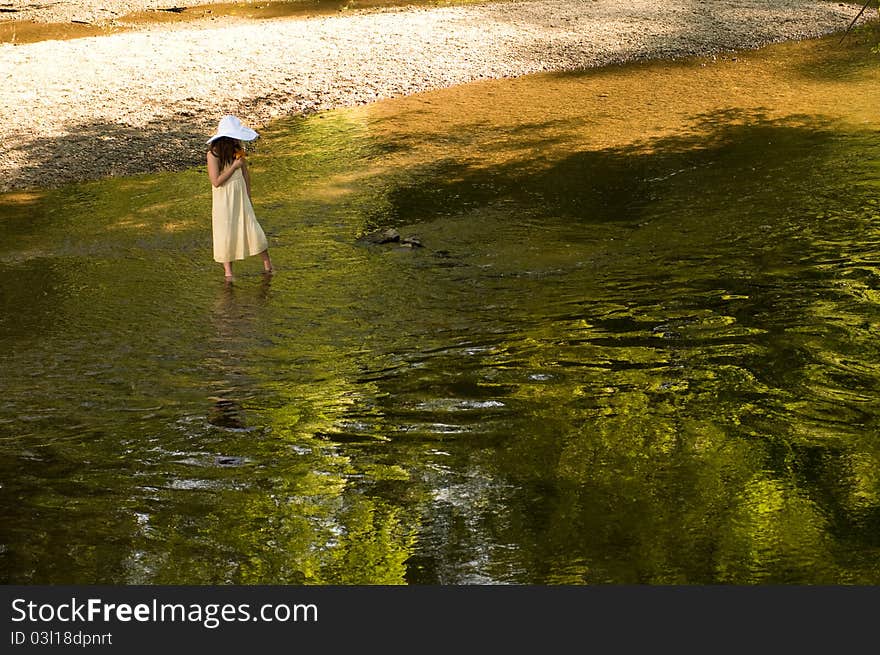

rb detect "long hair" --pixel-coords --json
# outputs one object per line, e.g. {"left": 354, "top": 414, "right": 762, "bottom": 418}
{"left": 209, "top": 136, "right": 242, "bottom": 171}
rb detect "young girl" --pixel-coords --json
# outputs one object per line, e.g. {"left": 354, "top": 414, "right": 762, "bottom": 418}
{"left": 206, "top": 115, "right": 273, "bottom": 281}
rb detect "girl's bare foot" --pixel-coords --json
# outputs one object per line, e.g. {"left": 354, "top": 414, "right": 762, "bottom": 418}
{"left": 259, "top": 249, "right": 273, "bottom": 274}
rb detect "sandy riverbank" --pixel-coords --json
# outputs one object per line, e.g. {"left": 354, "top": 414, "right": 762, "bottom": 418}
{"left": 1, "top": 0, "right": 243, "bottom": 23}
{"left": 0, "top": 0, "right": 872, "bottom": 192}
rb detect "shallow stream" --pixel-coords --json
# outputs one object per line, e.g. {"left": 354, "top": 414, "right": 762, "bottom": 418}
{"left": 1, "top": 28, "right": 878, "bottom": 583}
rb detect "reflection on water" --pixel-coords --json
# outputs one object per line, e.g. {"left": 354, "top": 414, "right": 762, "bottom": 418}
{"left": 1, "top": 26, "right": 879, "bottom": 584}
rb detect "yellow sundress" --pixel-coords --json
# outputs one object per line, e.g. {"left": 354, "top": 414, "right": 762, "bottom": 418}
{"left": 212, "top": 167, "right": 269, "bottom": 263}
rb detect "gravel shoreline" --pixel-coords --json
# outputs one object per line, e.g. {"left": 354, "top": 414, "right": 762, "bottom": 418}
{"left": 2, "top": 1, "right": 236, "bottom": 23}
{"left": 0, "top": 0, "right": 870, "bottom": 192}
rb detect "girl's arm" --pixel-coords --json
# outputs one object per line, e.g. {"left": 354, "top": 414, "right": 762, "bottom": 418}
{"left": 206, "top": 151, "right": 243, "bottom": 188}
{"left": 241, "top": 160, "right": 252, "bottom": 199}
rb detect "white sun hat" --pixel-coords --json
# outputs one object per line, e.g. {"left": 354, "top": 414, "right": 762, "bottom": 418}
{"left": 206, "top": 115, "right": 259, "bottom": 145}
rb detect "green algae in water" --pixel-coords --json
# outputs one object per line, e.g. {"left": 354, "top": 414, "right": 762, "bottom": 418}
{"left": 1, "top": 27, "right": 879, "bottom": 584}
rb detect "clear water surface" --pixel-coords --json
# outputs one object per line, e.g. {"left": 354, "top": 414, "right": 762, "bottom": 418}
{"left": 1, "top": 28, "right": 878, "bottom": 584}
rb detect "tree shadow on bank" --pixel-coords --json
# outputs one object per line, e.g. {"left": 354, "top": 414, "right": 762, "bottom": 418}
{"left": 5, "top": 113, "right": 215, "bottom": 192}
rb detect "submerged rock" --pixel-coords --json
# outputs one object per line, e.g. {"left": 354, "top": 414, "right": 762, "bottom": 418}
{"left": 356, "top": 229, "right": 427, "bottom": 249}
{"left": 357, "top": 228, "right": 400, "bottom": 245}
{"left": 215, "top": 456, "right": 246, "bottom": 467}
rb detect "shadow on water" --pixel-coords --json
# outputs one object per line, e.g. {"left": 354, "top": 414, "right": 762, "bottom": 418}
{"left": 360, "top": 109, "right": 856, "bottom": 229}
{"left": 347, "top": 113, "right": 880, "bottom": 584}
{"left": 788, "top": 22, "right": 880, "bottom": 81}
{"left": 1, "top": 27, "right": 879, "bottom": 584}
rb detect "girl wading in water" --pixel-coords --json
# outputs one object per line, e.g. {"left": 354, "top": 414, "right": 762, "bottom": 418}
{"left": 206, "top": 115, "right": 273, "bottom": 281}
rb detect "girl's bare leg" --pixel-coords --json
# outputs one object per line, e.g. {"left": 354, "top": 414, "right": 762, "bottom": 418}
{"left": 260, "top": 250, "right": 273, "bottom": 274}
{"left": 223, "top": 261, "right": 234, "bottom": 280}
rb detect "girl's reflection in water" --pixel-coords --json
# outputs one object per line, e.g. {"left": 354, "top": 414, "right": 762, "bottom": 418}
{"left": 208, "top": 272, "right": 274, "bottom": 437}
